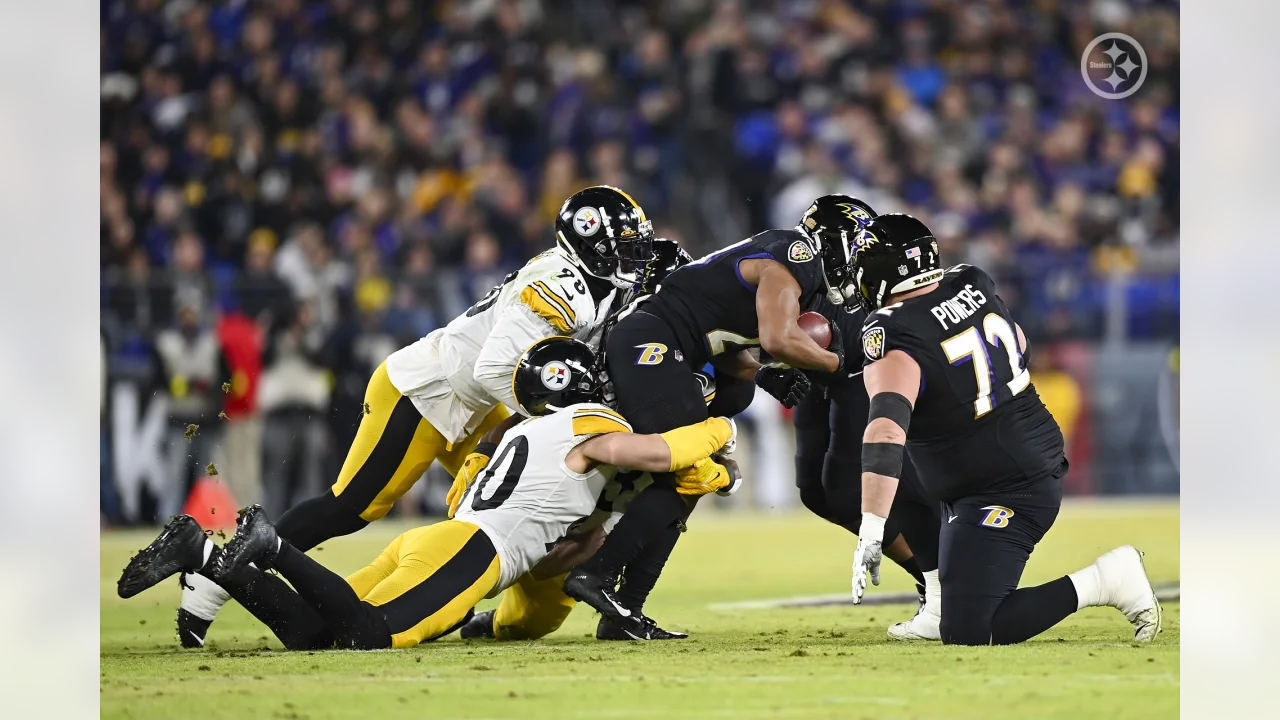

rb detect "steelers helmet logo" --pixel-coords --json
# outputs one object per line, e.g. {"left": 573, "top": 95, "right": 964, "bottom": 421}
{"left": 573, "top": 206, "right": 601, "bottom": 237}
{"left": 540, "top": 360, "right": 571, "bottom": 390}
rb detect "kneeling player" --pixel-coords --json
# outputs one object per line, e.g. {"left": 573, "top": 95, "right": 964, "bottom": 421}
{"left": 118, "top": 338, "right": 738, "bottom": 649}
{"left": 847, "top": 214, "right": 1160, "bottom": 645}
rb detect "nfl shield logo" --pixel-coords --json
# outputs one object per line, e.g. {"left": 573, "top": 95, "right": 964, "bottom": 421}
{"left": 898, "top": 265, "right": 909, "bottom": 276}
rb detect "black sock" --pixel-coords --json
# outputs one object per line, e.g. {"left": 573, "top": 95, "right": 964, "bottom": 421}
{"left": 616, "top": 523, "right": 681, "bottom": 612}
{"left": 989, "top": 576, "right": 1079, "bottom": 645}
{"left": 275, "top": 490, "right": 369, "bottom": 552}
{"left": 206, "top": 548, "right": 332, "bottom": 650}
{"left": 891, "top": 553, "right": 926, "bottom": 588}
{"left": 583, "top": 481, "right": 687, "bottom": 580}
{"left": 273, "top": 542, "right": 392, "bottom": 649}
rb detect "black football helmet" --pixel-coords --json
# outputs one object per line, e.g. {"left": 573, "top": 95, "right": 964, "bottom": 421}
{"left": 555, "top": 186, "right": 657, "bottom": 290}
{"left": 796, "top": 194, "right": 878, "bottom": 308}
{"left": 512, "top": 336, "right": 603, "bottom": 416}
{"left": 849, "top": 214, "right": 944, "bottom": 312}
{"left": 637, "top": 237, "right": 692, "bottom": 294}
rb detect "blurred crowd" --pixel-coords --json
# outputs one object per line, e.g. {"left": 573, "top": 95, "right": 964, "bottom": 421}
{"left": 100, "top": 0, "right": 1180, "bottom": 523}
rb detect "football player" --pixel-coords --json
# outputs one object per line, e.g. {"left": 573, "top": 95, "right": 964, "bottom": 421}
{"left": 562, "top": 194, "right": 872, "bottom": 630}
{"left": 118, "top": 337, "right": 739, "bottom": 649}
{"left": 847, "top": 214, "right": 1161, "bottom": 644}
{"left": 449, "top": 240, "right": 759, "bottom": 642}
{"left": 175, "top": 186, "right": 658, "bottom": 648}
{"left": 794, "top": 294, "right": 944, "bottom": 641}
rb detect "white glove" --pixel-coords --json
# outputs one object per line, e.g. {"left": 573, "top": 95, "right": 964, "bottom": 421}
{"left": 720, "top": 417, "right": 738, "bottom": 455}
{"left": 852, "top": 513, "right": 887, "bottom": 604}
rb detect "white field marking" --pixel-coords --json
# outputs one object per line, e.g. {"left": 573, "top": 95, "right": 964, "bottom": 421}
{"left": 707, "top": 582, "right": 1179, "bottom": 611}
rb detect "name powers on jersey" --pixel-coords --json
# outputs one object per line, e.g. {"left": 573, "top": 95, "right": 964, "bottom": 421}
{"left": 929, "top": 283, "right": 988, "bottom": 330}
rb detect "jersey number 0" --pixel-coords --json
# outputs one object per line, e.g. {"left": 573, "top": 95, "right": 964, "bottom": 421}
{"left": 466, "top": 436, "right": 530, "bottom": 511}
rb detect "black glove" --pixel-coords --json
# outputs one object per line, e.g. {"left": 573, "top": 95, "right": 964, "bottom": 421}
{"left": 755, "top": 365, "right": 812, "bottom": 409}
{"left": 806, "top": 320, "right": 847, "bottom": 388}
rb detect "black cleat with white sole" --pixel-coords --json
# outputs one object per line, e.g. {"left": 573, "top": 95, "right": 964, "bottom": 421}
{"left": 118, "top": 515, "right": 207, "bottom": 599}
{"left": 459, "top": 609, "right": 496, "bottom": 640}
{"left": 597, "top": 613, "right": 688, "bottom": 641}
{"left": 217, "top": 505, "right": 281, "bottom": 577}
{"left": 562, "top": 567, "right": 649, "bottom": 640}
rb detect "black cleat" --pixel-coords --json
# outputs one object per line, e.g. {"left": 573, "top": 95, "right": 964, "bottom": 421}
{"left": 562, "top": 568, "right": 648, "bottom": 640}
{"left": 118, "top": 515, "right": 207, "bottom": 599}
{"left": 176, "top": 607, "right": 212, "bottom": 648}
{"left": 597, "top": 612, "right": 688, "bottom": 641}
{"left": 459, "top": 609, "right": 496, "bottom": 640}
{"left": 217, "top": 505, "right": 280, "bottom": 577}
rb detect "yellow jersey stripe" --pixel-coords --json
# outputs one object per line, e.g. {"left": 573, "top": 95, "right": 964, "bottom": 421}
{"left": 574, "top": 406, "right": 629, "bottom": 427}
{"left": 532, "top": 281, "right": 576, "bottom": 325}
{"left": 572, "top": 415, "right": 632, "bottom": 437}
{"left": 519, "top": 285, "right": 573, "bottom": 333}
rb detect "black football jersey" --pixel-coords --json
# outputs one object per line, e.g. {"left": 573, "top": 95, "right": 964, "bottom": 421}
{"left": 646, "top": 229, "right": 829, "bottom": 366}
{"left": 860, "top": 264, "right": 1065, "bottom": 500}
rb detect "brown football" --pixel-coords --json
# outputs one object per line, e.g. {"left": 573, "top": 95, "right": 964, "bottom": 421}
{"left": 797, "top": 311, "right": 833, "bottom": 349}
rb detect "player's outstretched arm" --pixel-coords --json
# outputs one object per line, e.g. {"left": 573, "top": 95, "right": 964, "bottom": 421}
{"left": 851, "top": 349, "right": 921, "bottom": 603}
{"left": 750, "top": 260, "right": 841, "bottom": 372}
{"left": 570, "top": 417, "right": 736, "bottom": 473}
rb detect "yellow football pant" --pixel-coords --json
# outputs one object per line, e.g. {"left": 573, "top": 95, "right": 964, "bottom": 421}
{"left": 346, "top": 520, "right": 501, "bottom": 648}
{"left": 491, "top": 572, "right": 578, "bottom": 641}
{"left": 331, "top": 362, "right": 510, "bottom": 521}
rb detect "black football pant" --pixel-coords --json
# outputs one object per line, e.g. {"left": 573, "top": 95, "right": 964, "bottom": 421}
{"left": 939, "top": 468, "right": 1079, "bottom": 645}
{"left": 583, "top": 309, "right": 714, "bottom": 601}
{"left": 793, "top": 374, "right": 940, "bottom": 574}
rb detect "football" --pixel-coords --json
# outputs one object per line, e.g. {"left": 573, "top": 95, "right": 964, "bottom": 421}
{"left": 797, "top": 311, "right": 833, "bottom": 349}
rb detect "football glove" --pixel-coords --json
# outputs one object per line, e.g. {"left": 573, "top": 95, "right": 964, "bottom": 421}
{"left": 447, "top": 442, "right": 496, "bottom": 518}
{"left": 674, "top": 457, "right": 739, "bottom": 496}
{"left": 851, "top": 512, "right": 886, "bottom": 604}
{"left": 754, "top": 364, "right": 811, "bottom": 409}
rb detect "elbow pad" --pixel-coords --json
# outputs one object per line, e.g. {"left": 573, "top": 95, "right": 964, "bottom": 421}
{"left": 659, "top": 417, "right": 733, "bottom": 471}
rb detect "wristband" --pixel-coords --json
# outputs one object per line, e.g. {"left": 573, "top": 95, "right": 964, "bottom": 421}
{"left": 860, "top": 512, "right": 887, "bottom": 543}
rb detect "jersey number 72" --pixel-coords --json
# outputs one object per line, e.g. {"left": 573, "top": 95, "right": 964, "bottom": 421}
{"left": 940, "top": 313, "right": 1030, "bottom": 418}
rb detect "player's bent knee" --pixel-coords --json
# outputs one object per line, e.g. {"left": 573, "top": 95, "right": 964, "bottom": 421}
{"left": 940, "top": 598, "right": 999, "bottom": 646}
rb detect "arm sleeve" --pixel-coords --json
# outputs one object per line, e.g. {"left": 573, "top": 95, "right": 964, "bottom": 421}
{"left": 659, "top": 417, "right": 734, "bottom": 471}
{"left": 473, "top": 304, "right": 563, "bottom": 413}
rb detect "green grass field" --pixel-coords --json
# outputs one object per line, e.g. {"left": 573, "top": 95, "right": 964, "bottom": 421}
{"left": 101, "top": 500, "right": 1178, "bottom": 719}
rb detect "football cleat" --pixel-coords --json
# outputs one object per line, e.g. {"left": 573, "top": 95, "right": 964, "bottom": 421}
{"left": 1095, "top": 545, "right": 1162, "bottom": 642}
{"left": 562, "top": 568, "right": 648, "bottom": 640}
{"left": 118, "top": 515, "right": 207, "bottom": 599}
{"left": 459, "top": 609, "right": 497, "bottom": 640}
{"left": 887, "top": 607, "right": 941, "bottom": 642}
{"left": 217, "top": 505, "right": 281, "bottom": 577}
{"left": 176, "top": 606, "right": 212, "bottom": 648}
{"left": 597, "top": 613, "right": 688, "bottom": 641}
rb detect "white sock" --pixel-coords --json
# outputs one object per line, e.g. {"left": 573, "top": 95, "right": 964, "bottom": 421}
{"left": 1068, "top": 564, "right": 1104, "bottom": 610}
{"left": 180, "top": 571, "right": 231, "bottom": 621}
{"left": 923, "top": 569, "right": 941, "bottom": 617}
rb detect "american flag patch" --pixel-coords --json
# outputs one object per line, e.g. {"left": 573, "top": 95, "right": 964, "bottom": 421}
{"left": 905, "top": 247, "right": 921, "bottom": 259}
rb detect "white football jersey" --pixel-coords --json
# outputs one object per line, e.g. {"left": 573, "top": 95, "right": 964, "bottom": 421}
{"left": 384, "top": 249, "right": 617, "bottom": 444}
{"left": 453, "top": 402, "right": 634, "bottom": 593}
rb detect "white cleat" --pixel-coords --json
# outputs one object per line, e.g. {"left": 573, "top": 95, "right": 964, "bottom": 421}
{"left": 1095, "top": 545, "right": 1162, "bottom": 642}
{"left": 887, "top": 609, "right": 941, "bottom": 641}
